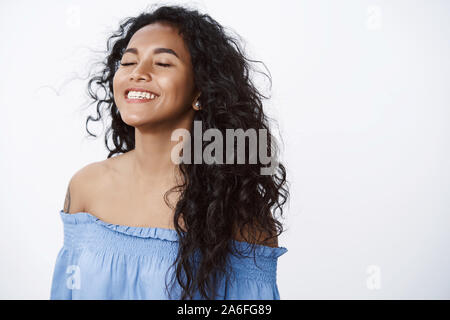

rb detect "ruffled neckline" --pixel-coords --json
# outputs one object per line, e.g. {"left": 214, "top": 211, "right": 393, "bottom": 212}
{"left": 59, "top": 210, "right": 179, "bottom": 242}
{"left": 59, "top": 210, "right": 288, "bottom": 259}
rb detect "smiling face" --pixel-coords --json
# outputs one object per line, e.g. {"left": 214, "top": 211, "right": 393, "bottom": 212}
{"left": 113, "top": 22, "right": 199, "bottom": 130}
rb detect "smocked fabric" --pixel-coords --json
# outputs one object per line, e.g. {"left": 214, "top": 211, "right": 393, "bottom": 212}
{"left": 50, "top": 210, "right": 288, "bottom": 300}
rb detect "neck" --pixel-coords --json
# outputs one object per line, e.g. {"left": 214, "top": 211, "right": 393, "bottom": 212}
{"left": 130, "top": 115, "right": 194, "bottom": 188}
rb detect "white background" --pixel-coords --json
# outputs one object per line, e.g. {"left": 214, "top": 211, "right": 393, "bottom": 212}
{"left": 0, "top": 0, "right": 449, "bottom": 299}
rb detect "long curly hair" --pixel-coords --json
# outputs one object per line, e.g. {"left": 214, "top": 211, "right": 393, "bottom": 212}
{"left": 84, "top": 3, "right": 289, "bottom": 300}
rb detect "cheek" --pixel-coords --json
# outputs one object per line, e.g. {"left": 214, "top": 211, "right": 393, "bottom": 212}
{"left": 160, "top": 74, "right": 193, "bottom": 103}
{"left": 113, "top": 73, "right": 125, "bottom": 100}
{"left": 160, "top": 78, "right": 179, "bottom": 100}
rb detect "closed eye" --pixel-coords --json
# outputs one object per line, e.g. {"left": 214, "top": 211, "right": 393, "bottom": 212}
{"left": 120, "top": 62, "right": 171, "bottom": 67}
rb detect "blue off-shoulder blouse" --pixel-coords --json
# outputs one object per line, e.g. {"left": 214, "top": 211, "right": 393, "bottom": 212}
{"left": 50, "top": 210, "right": 288, "bottom": 300}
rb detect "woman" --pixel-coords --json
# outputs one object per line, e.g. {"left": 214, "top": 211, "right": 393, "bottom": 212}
{"left": 50, "top": 4, "right": 289, "bottom": 300}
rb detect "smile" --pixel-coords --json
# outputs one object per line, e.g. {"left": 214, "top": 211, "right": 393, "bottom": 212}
{"left": 125, "top": 91, "right": 159, "bottom": 103}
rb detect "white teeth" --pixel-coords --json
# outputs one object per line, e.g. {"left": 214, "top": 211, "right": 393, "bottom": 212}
{"left": 127, "top": 91, "right": 157, "bottom": 100}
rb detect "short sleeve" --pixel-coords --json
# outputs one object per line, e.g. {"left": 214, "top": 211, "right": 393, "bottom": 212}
{"left": 223, "top": 276, "right": 282, "bottom": 299}
{"left": 50, "top": 246, "right": 83, "bottom": 300}
{"left": 219, "top": 241, "right": 288, "bottom": 300}
{"left": 49, "top": 211, "right": 93, "bottom": 300}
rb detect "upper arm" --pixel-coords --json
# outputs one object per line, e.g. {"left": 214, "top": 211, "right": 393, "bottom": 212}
{"left": 62, "top": 162, "right": 103, "bottom": 214}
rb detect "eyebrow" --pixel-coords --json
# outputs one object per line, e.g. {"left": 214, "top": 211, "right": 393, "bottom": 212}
{"left": 123, "top": 47, "right": 179, "bottom": 59}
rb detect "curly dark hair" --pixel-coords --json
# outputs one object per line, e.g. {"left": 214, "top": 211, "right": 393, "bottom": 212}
{"left": 84, "top": 3, "right": 289, "bottom": 300}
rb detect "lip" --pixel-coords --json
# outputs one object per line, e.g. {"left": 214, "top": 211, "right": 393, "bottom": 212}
{"left": 125, "top": 97, "right": 156, "bottom": 103}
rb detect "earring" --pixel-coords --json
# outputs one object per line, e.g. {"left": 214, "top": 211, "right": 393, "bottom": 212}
{"left": 193, "top": 100, "right": 202, "bottom": 110}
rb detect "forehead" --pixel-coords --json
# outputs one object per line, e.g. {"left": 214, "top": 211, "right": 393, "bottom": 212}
{"left": 126, "top": 22, "right": 190, "bottom": 63}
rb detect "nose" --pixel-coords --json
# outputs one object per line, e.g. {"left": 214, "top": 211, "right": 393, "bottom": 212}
{"left": 129, "top": 64, "right": 152, "bottom": 82}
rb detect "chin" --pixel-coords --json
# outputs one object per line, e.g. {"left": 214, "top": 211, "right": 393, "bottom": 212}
{"left": 120, "top": 114, "right": 164, "bottom": 128}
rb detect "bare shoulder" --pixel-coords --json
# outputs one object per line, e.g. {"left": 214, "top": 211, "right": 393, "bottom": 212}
{"left": 62, "top": 161, "right": 108, "bottom": 214}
